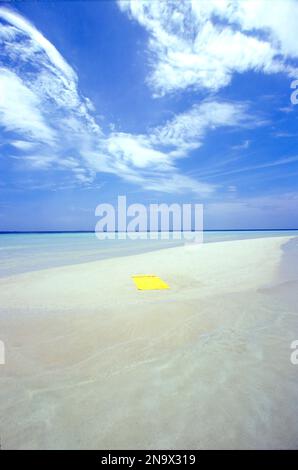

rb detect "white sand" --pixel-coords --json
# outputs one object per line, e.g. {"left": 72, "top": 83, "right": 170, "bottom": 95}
{"left": 0, "top": 236, "right": 298, "bottom": 449}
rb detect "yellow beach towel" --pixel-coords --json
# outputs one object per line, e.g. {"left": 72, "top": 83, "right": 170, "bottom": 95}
{"left": 132, "top": 275, "right": 169, "bottom": 290}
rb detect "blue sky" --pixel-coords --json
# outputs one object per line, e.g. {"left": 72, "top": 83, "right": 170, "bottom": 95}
{"left": 1, "top": 0, "right": 298, "bottom": 230}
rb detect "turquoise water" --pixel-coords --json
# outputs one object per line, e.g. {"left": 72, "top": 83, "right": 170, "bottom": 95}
{"left": 0, "top": 230, "right": 298, "bottom": 278}
{"left": 1, "top": 231, "right": 298, "bottom": 449}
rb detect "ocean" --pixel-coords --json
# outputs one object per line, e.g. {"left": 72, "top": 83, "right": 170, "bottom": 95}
{"left": 1, "top": 232, "right": 298, "bottom": 448}
{"left": 1, "top": 230, "right": 298, "bottom": 277}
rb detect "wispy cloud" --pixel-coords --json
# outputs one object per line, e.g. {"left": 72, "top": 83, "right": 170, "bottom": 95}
{"left": 232, "top": 140, "right": 251, "bottom": 151}
{"left": 118, "top": 0, "right": 298, "bottom": 96}
{"left": 101, "top": 100, "right": 261, "bottom": 193}
{"left": 0, "top": 7, "right": 76, "bottom": 81}
{"left": 152, "top": 102, "right": 258, "bottom": 153}
{"left": 205, "top": 191, "right": 298, "bottom": 229}
{"left": 0, "top": 68, "right": 55, "bottom": 143}
{"left": 0, "top": 6, "right": 102, "bottom": 184}
{"left": 0, "top": 6, "right": 267, "bottom": 195}
{"left": 191, "top": 155, "right": 298, "bottom": 180}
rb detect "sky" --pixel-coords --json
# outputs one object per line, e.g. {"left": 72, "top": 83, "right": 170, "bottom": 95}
{"left": 1, "top": 0, "right": 298, "bottom": 231}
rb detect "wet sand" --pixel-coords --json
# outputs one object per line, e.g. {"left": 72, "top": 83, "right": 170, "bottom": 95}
{"left": 0, "top": 236, "right": 298, "bottom": 449}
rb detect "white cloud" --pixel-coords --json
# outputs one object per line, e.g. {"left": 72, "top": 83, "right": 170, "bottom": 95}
{"left": 141, "top": 173, "right": 214, "bottom": 195}
{"left": 0, "top": 68, "right": 55, "bottom": 143}
{"left": 225, "top": 0, "right": 298, "bottom": 58}
{"left": 152, "top": 101, "right": 257, "bottom": 152}
{"left": 118, "top": 0, "right": 298, "bottom": 96}
{"left": 18, "top": 155, "right": 56, "bottom": 170}
{"left": 95, "top": 99, "right": 258, "bottom": 194}
{"left": 0, "top": 7, "right": 76, "bottom": 81}
{"left": 0, "top": 6, "right": 269, "bottom": 196}
{"left": 105, "top": 133, "right": 171, "bottom": 170}
{"left": 0, "top": 6, "right": 103, "bottom": 185}
{"left": 11, "top": 140, "right": 37, "bottom": 150}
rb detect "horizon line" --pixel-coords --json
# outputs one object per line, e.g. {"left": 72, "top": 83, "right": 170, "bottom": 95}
{"left": 1, "top": 229, "right": 298, "bottom": 234}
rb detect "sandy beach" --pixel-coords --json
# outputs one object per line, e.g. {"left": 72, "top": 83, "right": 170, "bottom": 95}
{"left": 0, "top": 236, "right": 298, "bottom": 449}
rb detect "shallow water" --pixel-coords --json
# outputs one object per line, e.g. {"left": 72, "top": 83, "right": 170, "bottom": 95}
{"left": 1, "top": 265, "right": 298, "bottom": 449}
{"left": 0, "top": 235, "right": 298, "bottom": 448}
{"left": 1, "top": 230, "right": 298, "bottom": 277}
